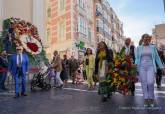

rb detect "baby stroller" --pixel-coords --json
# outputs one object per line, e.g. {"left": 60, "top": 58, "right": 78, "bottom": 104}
{"left": 31, "top": 64, "right": 52, "bottom": 91}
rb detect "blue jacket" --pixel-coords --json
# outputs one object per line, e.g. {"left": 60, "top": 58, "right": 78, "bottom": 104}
{"left": 135, "top": 45, "right": 164, "bottom": 73}
{"left": 0, "top": 56, "right": 8, "bottom": 68}
{"left": 9, "top": 53, "right": 29, "bottom": 75}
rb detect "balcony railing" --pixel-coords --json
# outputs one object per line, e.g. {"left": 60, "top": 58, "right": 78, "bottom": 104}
{"left": 78, "top": 5, "right": 86, "bottom": 16}
{"left": 103, "top": 31, "right": 110, "bottom": 38}
{"left": 78, "top": 32, "right": 87, "bottom": 39}
{"left": 103, "top": 17, "right": 110, "bottom": 25}
{"left": 96, "top": 10, "right": 102, "bottom": 17}
{"left": 96, "top": 27, "right": 104, "bottom": 34}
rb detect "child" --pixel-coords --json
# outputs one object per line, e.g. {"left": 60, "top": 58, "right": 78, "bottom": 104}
{"left": 75, "top": 64, "right": 84, "bottom": 84}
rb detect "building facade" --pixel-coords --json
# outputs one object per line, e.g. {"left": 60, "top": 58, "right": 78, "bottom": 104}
{"left": 47, "top": 0, "right": 124, "bottom": 59}
{"left": 0, "top": 0, "right": 48, "bottom": 49}
{"left": 47, "top": 0, "right": 96, "bottom": 60}
{"left": 95, "top": 0, "right": 124, "bottom": 52}
{"left": 0, "top": 0, "right": 124, "bottom": 60}
{"left": 152, "top": 23, "right": 165, "bottom": 49}
{"left": 0, "top": 0, "right": 56, "bottom": 59}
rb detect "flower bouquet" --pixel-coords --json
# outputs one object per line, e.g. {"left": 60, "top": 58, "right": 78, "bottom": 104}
{"left": 2, "top": 17, "right": 48, "bottom": 67}
{"left": 98, "top": 48, "right": 138, "bottom": 95}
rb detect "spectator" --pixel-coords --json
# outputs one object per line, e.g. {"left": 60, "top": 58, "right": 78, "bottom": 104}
{"left": 0, "top": 50, "right": 8, "bottom": 91}
{"left": 84, "top": 48, "right": 95, "bottom": 90}
{"left": 9, "top": 46, "right": 29, "bottom": 98}
{"left": 69, "top": 56, "right": 79, "bottom": 84}
{"left": 121, "top": 38, "right": 136, "bottom": 96}
{"left": 60, "top": 55, "right": 69, "bottom": 86}
{"left": 51, "top": 51, "right": 63, "bottom": 88}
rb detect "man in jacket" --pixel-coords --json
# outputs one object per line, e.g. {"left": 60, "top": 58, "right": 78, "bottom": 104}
{"left": 156, "top": 47, "right": 165, "bottom": 88}
{"left": 9, "top": 46, "right": 29, "bottom": 98}
{"left": 0, "top": 50, "right": 8, "bottom": 91}
{"left": 121, "top": 38, "right": 136, "bottom": 96}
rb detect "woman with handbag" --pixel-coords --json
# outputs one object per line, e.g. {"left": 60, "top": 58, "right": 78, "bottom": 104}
{"left": 84, "top": 48, "right": 95, "bottom": 90}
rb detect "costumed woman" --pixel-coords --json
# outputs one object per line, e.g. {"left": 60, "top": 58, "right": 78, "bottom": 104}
{"left": 84, "top": 48, "right": 95, "bottom": 90}
{"left": 94, "top": 41, "right": 113, "bottom": 102}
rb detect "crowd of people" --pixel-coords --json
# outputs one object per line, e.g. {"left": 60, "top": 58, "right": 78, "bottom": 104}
{"left": 0, "top": 33, "right": 165, "bottom": 107}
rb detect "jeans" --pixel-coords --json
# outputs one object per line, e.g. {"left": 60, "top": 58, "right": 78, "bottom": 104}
{"left": 54, "top": 72, "right": 63, "bottom": 86}
{"left": 13, "top": 68, "right": 26, "bottom": 94}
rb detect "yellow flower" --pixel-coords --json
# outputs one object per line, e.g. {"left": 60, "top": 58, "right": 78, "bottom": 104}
{"left": 98, "top": 50, "right": 106, "bottom": 69}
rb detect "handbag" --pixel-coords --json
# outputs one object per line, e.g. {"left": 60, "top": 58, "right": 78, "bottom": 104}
{"left": 85, "top": 58, "right": 89, "bottom": 65}
{"left": 92, "top": 73, "right": 99, "bottom": 82}
{"left": 83, "top": 70, "right": 87, "bottom": 80}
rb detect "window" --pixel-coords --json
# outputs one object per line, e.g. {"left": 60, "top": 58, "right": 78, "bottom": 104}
{"left": 96, "top": 19, "right": 103, "bottom": 28}
{"left": 96, "top": 3, "right": 102, "bottom": 14}
{"left": 108, "top": 15, "right": 111, "bottom": 23}
{"left": 88, "top": 27, "right": 92, "bottom": 42}
{"left": 113, "top": 23, "right": 116, "bottom": 30}
{"left": 47, "top": 28, "right": 51, "bottom": 41}
{"left": 79, "top": 0, "right": 85, "bottom": 9}
{"left": 97, "top": 35, "right": 103, "bottom": 43}
{"left": 78, "top": 16, "right": 87, "bottom": 35}
{"left": 58, "top": 21, "right": 66, "bottom": 40}
{"left": 59, "top": 0, "right": 65, "bottom": 11}
{"left": 103, "top": 10, "right": 108, "bottom": 20}
{"left": 103, "top": 23, "right": 109, "bottom": 33}
{"left": 47, "top": 7, "right": 51, "bottom": 18}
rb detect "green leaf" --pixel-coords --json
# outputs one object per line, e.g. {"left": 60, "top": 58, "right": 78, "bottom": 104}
{"left": 79, "top": 41, "right": 85, "bottom": 49}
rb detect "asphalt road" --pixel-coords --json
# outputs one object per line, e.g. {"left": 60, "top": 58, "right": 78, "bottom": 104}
{"left": 0, "top": 81, "right": 165, "bottom": 114}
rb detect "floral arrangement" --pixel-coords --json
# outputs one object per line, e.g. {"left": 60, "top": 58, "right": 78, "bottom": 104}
{"left": 4, "top": 17, "right": 41, "bottom": 41}
{"left": 2, "top": 17, "right": 42, "bottom": 55}
{"left": 1, "top": 17, "right": 48, "bottom": 66}
{"left": 98, "top": 48, "right": 138, "bottom": 95}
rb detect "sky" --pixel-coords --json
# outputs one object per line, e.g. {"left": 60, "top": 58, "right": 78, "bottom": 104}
{"left": 108, "top": 0, "right": 165, "bottom": 46}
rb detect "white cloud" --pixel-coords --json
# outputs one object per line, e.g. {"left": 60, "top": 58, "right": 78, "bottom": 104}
{"left": 121, "top": 16, "right": 153, "bottom": 46}
{"left": 121, "top": 15, "right": 164, "bottom": 46}
{"left": 109, "top": 0, "right": 165, "bottom": 46}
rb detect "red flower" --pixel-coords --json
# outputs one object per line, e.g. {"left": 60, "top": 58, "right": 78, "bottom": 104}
{"left": 27, "top": 42, "right": 39, "bottom": 52}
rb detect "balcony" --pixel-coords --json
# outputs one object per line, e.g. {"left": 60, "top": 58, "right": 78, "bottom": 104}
{"left": 96, "top": 10, "right": 102, "bottom": 17}
{"left": 87, "top": 15, "right": 94, "bottom": 24}
{"left": 103, "top": 17, "right": 109, "bottom": 25}
{"left": 78, "top": 5, "right": 86, "bottom": 16}
{"left": 78, "top": 32, "right": 87, "bottom": 40}
{"left": 104, "top": 31, "right": 110, "bottom": 39}
{"left": 96, "top": 27, "right": 104, "bottom": 34}
{"left": 112, "top": 36, "right": 117, "bottom": 43}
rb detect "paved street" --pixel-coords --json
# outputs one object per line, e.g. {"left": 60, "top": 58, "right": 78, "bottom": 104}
{"left": 0, "top": 81, "right": 165, "bottom": 114}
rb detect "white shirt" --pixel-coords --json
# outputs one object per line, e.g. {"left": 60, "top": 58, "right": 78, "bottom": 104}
{"left": 125, "top": 45, "right": 130, "bottom": 55}
{"left": 17, "top": 53, "right": 23, "bottom": 66}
